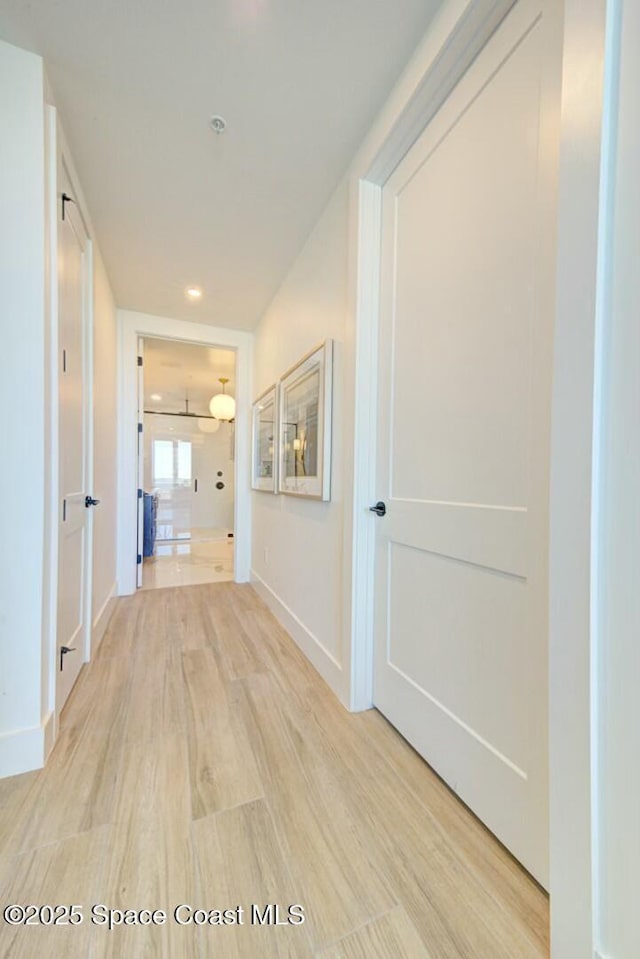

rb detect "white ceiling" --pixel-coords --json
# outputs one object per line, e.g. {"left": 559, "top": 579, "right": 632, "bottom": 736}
{"left": 0, "top": 0, "right": 441, "bottom": 330}
{"left": 143, "top": 337, "right": 235, "bottom": 415}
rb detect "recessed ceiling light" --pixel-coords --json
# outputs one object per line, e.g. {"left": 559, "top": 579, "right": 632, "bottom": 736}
{"left": 186, "top": 286, "right": 203, "bottom": 300}
{"left": 150, "top": 393, "right": 162, "bottom": 401}
{"left": 210, "top": 115, "right": 227, "bottom": 135}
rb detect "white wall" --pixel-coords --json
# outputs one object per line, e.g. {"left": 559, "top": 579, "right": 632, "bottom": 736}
{"left": 0, "top": 40, "right": 47, "bottom": 774}
{"left": 91, "top": 248, "right": 118, "bottom": 645}
{"left": 596, "top": 0, "right": 640, "bottom": 953}
{"left": 547, "top": 0, "right": 640, "bottom": 954}
{"left": 251, "top": 180, "right": 349, "bottom": 700}
{"left": 0, "top": 39, "right": 118, "bottom": 776}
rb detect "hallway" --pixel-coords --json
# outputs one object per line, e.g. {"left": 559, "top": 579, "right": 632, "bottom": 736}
{"left": 0, "top": 584, "right": 547, "bottom": 958}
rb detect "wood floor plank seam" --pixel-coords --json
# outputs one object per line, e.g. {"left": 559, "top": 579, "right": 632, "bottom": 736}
{"left": 315, "top": 905, "right": 436, "bottom": 959}
{"left": 243, "top": 662, "right": 544, "bottom": 958}
{"left": 192, "top": 798, "right": 316, "bottom": 958}
{"left": 212, "top": 588, "right": 548, "bottom": 956}
{"left": 182, "top": 647, "right": 264, "bottom": 820}
{"left": 1, "top": 669, "right": 134, "bottom": 857}
{"left": 232, "top": 673, "right": 399, "bottom": 951}
{"left": 0, "top": 583, "right": 549, "bottom": 959}
{"left": 354, "top": 711, "right": 549, "bottom": 952}
{"left": 259, "top": 790, "right": 339, "bottom": 955}
{"left": 310, "top": 905, "right": 400, "bottom": 957}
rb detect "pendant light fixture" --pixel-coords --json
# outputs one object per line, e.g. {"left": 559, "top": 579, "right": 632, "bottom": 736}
{"left": 209, "top": 377, "right": 235, "bottom": 421}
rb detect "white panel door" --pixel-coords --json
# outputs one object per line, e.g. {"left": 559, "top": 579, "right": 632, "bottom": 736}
{"left": 373, "top": 0, "right": 558, "bottom": 886}
{"left": 191, "top": 426, "right": 235, "bottom": 531}
{"left": 57, "top": 175, "right": 90, "bottom": 711}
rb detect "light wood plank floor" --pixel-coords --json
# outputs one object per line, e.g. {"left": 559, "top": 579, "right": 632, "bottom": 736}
{"left": 0, "top": 584, "right": 549, "bottom": 958}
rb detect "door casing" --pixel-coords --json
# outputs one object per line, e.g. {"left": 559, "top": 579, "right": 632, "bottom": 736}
{"left": 117, "top": 312, "right": 252, "bottom": 595}
{"left": 346, "top": 0, "right": 607, "bottom": 953}
{"left": 348, "top": 0, "right": 526, "bottom": 712}
{"left": 55, "top": 149, "right": 94, "bottom": 718}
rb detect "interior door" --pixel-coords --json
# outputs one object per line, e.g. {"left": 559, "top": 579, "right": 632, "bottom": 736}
{"left": 190, "top": 424, "right": 235, "bottom": 533}
{"left": 373, "top": 0, "right": 558, "bottom": 886}
{"left": 57, "top": 172, "right": 90, "bottom": 711}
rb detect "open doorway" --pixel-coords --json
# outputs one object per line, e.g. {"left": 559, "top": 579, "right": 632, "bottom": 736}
{"left": 138, "top": 337, "right": 236, "bottom": 590}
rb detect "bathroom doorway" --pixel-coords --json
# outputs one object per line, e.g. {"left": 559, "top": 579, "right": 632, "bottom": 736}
{"left": 138, "top": 337, "right": 236, "bottom": 590}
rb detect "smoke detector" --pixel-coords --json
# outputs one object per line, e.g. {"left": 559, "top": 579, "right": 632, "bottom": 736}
{"left": 210, "top": 115, "right": 227, "bottom": 135}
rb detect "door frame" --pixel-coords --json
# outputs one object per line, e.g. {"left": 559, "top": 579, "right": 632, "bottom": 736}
{"left": 44, "top": 114, "right": 95, "bottom": 728}
{"left": 347, "top": 0, "right": 520, "bottom": 711}
{"left": 346, "top": 0, "right": 616, "bottom": 953}
{"left": 117, "top": 310, "right": 252, "bottom": 594}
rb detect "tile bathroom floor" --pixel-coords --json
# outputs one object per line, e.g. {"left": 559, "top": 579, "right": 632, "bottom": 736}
{"left": 141, "top": 534, "right": 234, "bottom": 590}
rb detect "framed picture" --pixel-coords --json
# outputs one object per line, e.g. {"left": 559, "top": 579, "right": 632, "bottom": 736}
{"left": 278, "top": 340, "right": 333, "bottom": 500}
{"left": 251, "top": 385, "right": 278, "bottom": 492}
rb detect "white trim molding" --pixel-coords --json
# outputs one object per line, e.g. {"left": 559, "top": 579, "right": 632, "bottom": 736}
{"left": 250, "top": 570, "right": 345, "bottom": 703}
{"left": 549, "top": 0, "right": 614, "bottom": 955}
{"left": 92, "top": 581, "right": 117, "bottom": 654}
{"left": 0, "top": 711, "right": 54, "bottom": 777}
{"left": 590, "top": 0, "right": 639, "bottom": 955}
{"left": 117, "top": 309, "right": 252, "bottom": 595}
{"left": 365, "top": 0, "right": 517, "bottom": 184}
{"left": 42, "top": 102, "right": 60, "bottom": 735}
{"left": 43, "top": 709, "right": 56, "bottom": 761}
{"left": 347, "top": 180, "right": 381, "bottom": 711}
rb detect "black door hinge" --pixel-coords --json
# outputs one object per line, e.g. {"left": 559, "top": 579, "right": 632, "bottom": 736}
{"left": 137, "top": 355, "right": 143, "bottom": 367}
{"left": 60, "top": 645, "right": 76, "bottom": 670}
{"left": 138, "top": 422, "right": 143, "bottom": 433}
{"left": 138, "top": 488, "right": 143, "bottom": 499}
{"left": 137, "top": 554, "right": 142, "bottom": 565}
{"left": 61, "top": 192, "right": 75, "bottom": 221}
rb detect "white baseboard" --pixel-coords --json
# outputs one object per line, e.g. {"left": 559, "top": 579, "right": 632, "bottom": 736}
{"left": 42, "top": 709, "right": 55, "bottom": 761}
{"left": 250, "top": 569, "right": 346, "bottom": 705}
{"left": 0, "top": 711, "right": 54, "bottom": 778}
{"left": 92, "top": 581, "right": 117, "bottom": 653}
{"left": 0, "top": 586, "right": 116, "bottom": 781}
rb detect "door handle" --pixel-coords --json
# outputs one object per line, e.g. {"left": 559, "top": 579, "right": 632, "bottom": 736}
{"left": 369, "top": 501, "right": 386, "bottom": 517}
{"left": 194, "top": 478, "right": 198, "bottom": 493}
{"left": 85, "top": 496, "right": 100, "bottom": 507}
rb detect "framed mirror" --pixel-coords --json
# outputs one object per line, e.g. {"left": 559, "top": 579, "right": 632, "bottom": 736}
{"left": 278, "top": 340, "right": 333, "bottom": 500}
{"left": 251, "top": 385, "right": 278, "bottom": 492}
